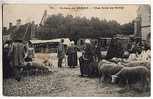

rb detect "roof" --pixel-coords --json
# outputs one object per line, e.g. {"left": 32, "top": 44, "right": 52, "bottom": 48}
{"left": 29, "top": 38, "right": 71, "bottom": 45}
{"left": 99, "top": 37, "right": 112, "bottom": 40}
{"left": 99, "top": 36, "right": 129, "bottom": 40}
{"left": 3, "top": 34, "right": 11, "bottom": 41}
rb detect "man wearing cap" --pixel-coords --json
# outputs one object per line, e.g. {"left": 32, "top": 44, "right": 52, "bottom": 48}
{"left": 57, "top": 39, "right": 66, "bottom": 68}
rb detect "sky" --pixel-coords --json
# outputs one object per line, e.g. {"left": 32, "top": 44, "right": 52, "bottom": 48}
{"left": 3, "top": 4, "right": 139, "bottom": 28}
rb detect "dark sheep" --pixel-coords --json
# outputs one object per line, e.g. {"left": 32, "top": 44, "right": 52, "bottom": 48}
{"left": 98, "top": 64, "right": 124, "bottom": 83}
{"left": 112, "top": 66, "right": 150, "bottom": 90}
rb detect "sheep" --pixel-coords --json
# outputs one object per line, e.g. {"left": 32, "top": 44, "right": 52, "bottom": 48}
{"left": 123, "top": 61, "right": 150, "bottom": 70}
{"left": 98, "top": 59, "right": 116, "bottom": 66}
{"left": 112, "top": 66, "right": 150, "bottom": 91}
{"left": 23, "top": 61, "right": 52, "bottom": 75}
{"left": 31, "top": 61, "right": 51, "bottom": 72}
{"left": 43, "top": 59, "right": 54, "bottom": 70}
{"left": 98, "top": 63, "right": 124, "bottom": 83}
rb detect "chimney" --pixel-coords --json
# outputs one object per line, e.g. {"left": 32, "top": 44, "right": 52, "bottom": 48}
{"left": 16, "top": 19, "right": 21, "bottom": 28}
{"left": 9, "top": 22, "right": 13, "bottom": 29}
{"left": 32, "top": 21, "right": 35, "bottom": 25}
{"left": 31, "top": 21, "right": 35, "bottom": 39}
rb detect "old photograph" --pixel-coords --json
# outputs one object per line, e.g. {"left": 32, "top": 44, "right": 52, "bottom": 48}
{"left": 2, "top": 4, "right": 151, "bottom": 96}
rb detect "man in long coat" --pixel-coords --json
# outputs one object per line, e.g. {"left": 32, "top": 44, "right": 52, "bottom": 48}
{"left": 3, "top": 40, "right": 13, "bottom": 78}
{"left": 57, "top": 39, "right": 66, "bottom": 68}
{"left": 11, "top": 40, "right": 26, "bottom": 81}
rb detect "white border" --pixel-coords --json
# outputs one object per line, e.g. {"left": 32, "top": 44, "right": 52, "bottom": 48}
{"left": 1, "top": 0, "right": 151, "bottom": 4}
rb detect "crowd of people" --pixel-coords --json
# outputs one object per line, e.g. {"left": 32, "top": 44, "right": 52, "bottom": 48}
{"left": 3, "top": 38, "right": 101, "bottom": 81}
{"left": 3, "top": 40, "right": 26, "bottom": 81}
{"left": 3, "top": 39, "right": 35, "bottom": 81}
{"left": 57, "top": 39, "right": 100, "bottom": 62}
{"left": 56, "top": 38, "right": 150, "bottom": 78}
{"left": 56, "top": 39, "right": 102, "bottom": 77}
{"left": 3, "top": 37, "right": 149, "bottom": 81}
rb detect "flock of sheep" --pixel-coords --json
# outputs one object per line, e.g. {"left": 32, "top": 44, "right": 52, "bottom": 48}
{"left": 21, "top": 50, "right": 150, "bottom": 92}
{"left": 97, "top": 60, "right": 150, "bottom": 91}
{"left": 97, "top": 50, "right": 150, "bottom": 92}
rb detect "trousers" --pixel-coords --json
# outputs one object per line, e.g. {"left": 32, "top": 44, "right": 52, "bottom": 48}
{"left": 58, "top": 58, "right": 64, "bottom": 67}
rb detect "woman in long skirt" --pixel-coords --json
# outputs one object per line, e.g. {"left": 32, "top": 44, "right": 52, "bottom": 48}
{"left": 67, "top": 41, "right": 78, "bottom": 68}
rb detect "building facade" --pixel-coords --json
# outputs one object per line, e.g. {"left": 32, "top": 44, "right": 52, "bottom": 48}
{"left": 135, "top": 5, "right": 151, "bottom": 46}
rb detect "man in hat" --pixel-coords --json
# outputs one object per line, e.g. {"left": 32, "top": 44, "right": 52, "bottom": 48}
{"left": 11, "top": 39, "right": 26, "bottom": 81}
{"left": 57, "top": 39, "right": 66, "bottom": 68}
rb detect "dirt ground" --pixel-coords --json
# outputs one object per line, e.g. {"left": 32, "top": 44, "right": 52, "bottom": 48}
{"left": 3, "top": 53, "right": 150, "bottom": 97}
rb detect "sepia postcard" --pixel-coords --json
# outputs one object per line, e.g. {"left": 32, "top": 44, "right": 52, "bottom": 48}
{"left": 2, "top": 4, "right": 151, "bottom": 97}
